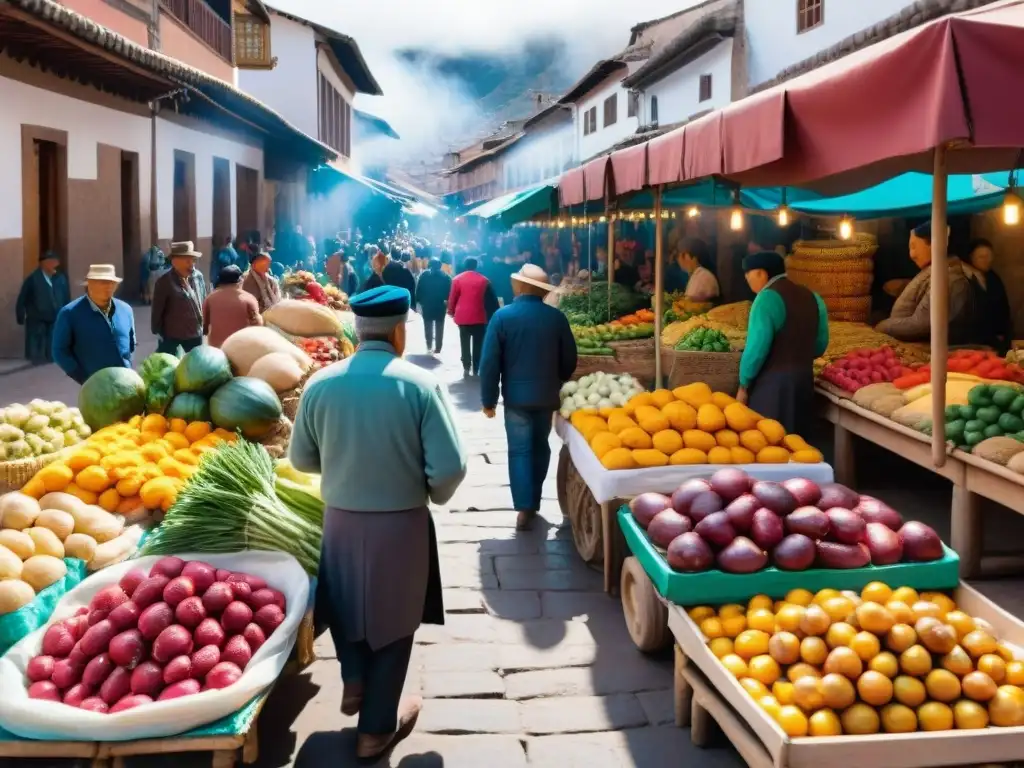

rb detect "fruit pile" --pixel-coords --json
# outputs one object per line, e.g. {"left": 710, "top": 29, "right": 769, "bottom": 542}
{"left": 630, "top": 470, "right": 945, "bottom": 574}
{"left": 944, "top": 384, "right": 1024, "bottom": 450}
{"left": 674, "top": 327, "right": 732, "bottom": 353}
{"left": 695, "top": 584, "right": 1024, "bottom": 736}
{"left": 819, "top": 347, "right": 913, "bottom": 393}
{"left": 294, "top": 336, "right": 349, "bottom": 369}
{"left": 573, "top": 383, "right": 822, "bottom": 470}
{"left": 559, "top": 374, "right": 645, "bottom": 418}
{"left": 573, "top": 318, "right": 656, "bottom": 356}
{"left": 25, "top": 557, "right": 286, "bottom": 712}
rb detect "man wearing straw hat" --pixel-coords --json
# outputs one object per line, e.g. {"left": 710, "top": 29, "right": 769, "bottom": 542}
{"left": 52, "top": 264, "right": 136, "bottom": 384}
{"left": 479, "top": 265, "right": 577, "bottom": 530}
{"left": 152, "top": 241, "right": 208, "bottom": 355}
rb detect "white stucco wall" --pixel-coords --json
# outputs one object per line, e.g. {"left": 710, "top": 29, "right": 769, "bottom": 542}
{"left": 502, "top": 124, "right": 574, "bottom": 193}
{"left": 745, "top": 0, "right": 910, "bottom": 86}
{"left": 155, "top": 117, "right": 263, "bottom": 241}
{"left": 576, "top": 69, "right": 640, "bottom": 162}
{"left": 643, "top": 39, "right": 734, "bottom": 126}
{"left": 0, "top": 74, "right": 151, "bottom": 240}
{"left": 236, "top": 14, "right": 318, "bottom": 138}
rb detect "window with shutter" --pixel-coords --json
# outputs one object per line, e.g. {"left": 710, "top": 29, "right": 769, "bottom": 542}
{"left": 603, "top": 94, "right": 617, "bottom": 127}
{"left": 627, "top": 92, "right": 638, "bottom": 118}
{"left": 797, "top": 0, "right": 823, "bottom": 33}
{"left": 650, "top": 96, "right": 659, "bottom": 125}
{"left": 234, "top": 15, "right": 271, "bottom": 67}
{"left": 699, "top": 74, "right": 712, "bottom": 102}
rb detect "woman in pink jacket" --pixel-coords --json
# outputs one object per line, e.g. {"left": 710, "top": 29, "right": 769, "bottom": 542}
{"left": 448, "top": 257, "right": 493, "bottom": 376}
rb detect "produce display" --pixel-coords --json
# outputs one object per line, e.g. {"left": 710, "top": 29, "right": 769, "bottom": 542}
{"left": 629, "top": 470, "right": 944, "bottom": 574}
{"left": 693, "top": 584, "right": 1024, "bottom": 735}
{"left": 141, "top": 441, "right": 323, "bottom": 576}
{"left": 559, "top": 374, "right": 645, "bottom": 418}
{"left": 819, "top": 347, "right": 913, "bottom": 393}
{"left": 559, "top": 283, "right": 649, "bottom": 326}
{"left": 573, "top": 318, "right": 656, "bottom": 356}
{"left": 662, "top": 316, "right": 747, "bottom": 351}
{"left": 291, "top": 337, "right": 354, "bottom": 371}
{"left": 281, "top": 270, "right": 348, "bottom": 311}
{"left": 20, "top": 414, "right": 237, "bottom": 517}
{"left": 674, "top": 327, "right": 734, "bottom": 353}
{"left": 944, "top": 384, "right": 1024, "bottom": 451}
{"left": 264, "top": 299, "right": 343, "bottom": 338}
{"left": 0, "top": 401, "right": 90, "bottom": 462}
{"left": 661, "top": 293, "right": 711, "bottom": 325}
{"left": 814, "top": 322, "right": 930, "bottom": 376}
{"left": 574, "top": 383, "right": 823, "bottom": 469}
{"left": 24, "top": 556, "right": 287, "bottom": 711}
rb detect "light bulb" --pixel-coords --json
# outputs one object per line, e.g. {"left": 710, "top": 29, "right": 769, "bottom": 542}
{"left": 729, "top": 207, "right": 744, "bottom": 231}
{"left": 557, "top": 220, "right": 566, "bottom": 229}
{"left": 598, "top": 215, "right": 606, "bottom": 223}
{"left": 1004, "top": 193, "right": 1022, "bottom": 225}
{"left": 838, "top": 216, "right": 854, "bottom": 240}
{"left": 777, "top": 206, "right": 790, "bottom": 227}
{"left": 661, "top": 210, "right": 669, "bottom": 219}
{"left": 687, "top": 206, "right": 699, "bottom": 218}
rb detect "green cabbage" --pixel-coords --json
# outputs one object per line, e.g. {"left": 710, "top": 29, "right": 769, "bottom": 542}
{"left": 141, "top": 352, "right": 180, "bottom": 415}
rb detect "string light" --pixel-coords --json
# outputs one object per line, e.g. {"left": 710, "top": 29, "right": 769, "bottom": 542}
{"left": 838, "top": 215, "right": 854, "bottom": 240}
{"left": 729, "top": 206, "right": 744, "bottom": 231}
{"left": 598, "top": 215, "right": 606, "bottom": 223}
{"left": 686, "top": 206, "right": 699, "bottom": 218}
{"left": 1004, "top": 191, "right": 1022, "bottom": 226}
{"left": 776, "top": 188, "right": 789, "bottom": 227}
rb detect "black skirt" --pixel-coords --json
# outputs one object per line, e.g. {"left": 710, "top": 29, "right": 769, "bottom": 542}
{"left": 748, "top": 369, "right": 815, "bottom": 437}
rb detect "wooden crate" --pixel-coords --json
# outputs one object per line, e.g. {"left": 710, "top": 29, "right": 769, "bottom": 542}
{"left": 668, "top": 584, "right": 1024, "bottom": 768}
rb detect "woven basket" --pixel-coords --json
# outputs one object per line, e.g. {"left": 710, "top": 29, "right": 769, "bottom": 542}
{"left": 661, "top": 346, "right": 742, "bottom": 394}
{"left": 786, "top": 256, "right": 873, "bottom": 275}
{"left": 823, "top": 295, "right": 872, "bottom": 314}
{"left": 607, "top": 339, "right": 656, "bottom": 386}
{"left": 573, "top": 354, "right": 616, "bottom": 381}
{"left": 829, "top": 310, "right": 871, "bottom": 323}
{"left": 792, "top": 233, "right": 878, "bottom": 261}
{"left": 0, "top": 449, "right": 69, "bottom": 495}
{"left": 788, "top": 268, "right": 873, "bottom": 298}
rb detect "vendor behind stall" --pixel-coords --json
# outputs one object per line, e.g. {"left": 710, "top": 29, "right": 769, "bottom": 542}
{"left": 965, "top": 238, "right": 1012, "bottom": 353}
{"left": 678, "top": 238, "right": 720, "bottom": 303}
{"left": 738, "top": 251, "right": 829, "bottom": 436}
{"left": 875, "top": 221, "right": 973, "bottom": 344}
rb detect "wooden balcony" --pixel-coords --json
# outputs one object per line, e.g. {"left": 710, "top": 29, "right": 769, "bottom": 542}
{"left": 162, "top": 0, "right": 232, "bottom": 63}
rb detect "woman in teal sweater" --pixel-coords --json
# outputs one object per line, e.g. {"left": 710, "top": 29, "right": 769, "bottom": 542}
{"left": 737, "top": 251, "right": 829, "bottom": 437}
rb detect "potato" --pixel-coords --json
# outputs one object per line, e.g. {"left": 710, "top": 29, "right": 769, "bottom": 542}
{"left": 35, "top": 509, "right": 75, "bottom": 541}
{"left": 75, "top": 507, "right": 124, "bottom": 543}
{"left": 88, "top": 526, "right": 142, "bottom": 572}
{"left": 0, "top": 580, "right": 35, "bottom": 615}
{"left": 0, "top": 544, "right": 23, "bottom": 580}
{"left": 0, "top": 529, "right": 34, "bottom": 560}
{"left": 0, "top": 492, "right": 40, "bottom": 530}
{"left": 25, "top": 527, "right": 64, "bottom": 559}
{"left": 35, "top": 492, "right": 85, "bottom": 519}
{"left": 21, "top": 555, "right": 66, "bottom": 592}
{"left": 63, "top": 533, "right": 97, "bottom": 563}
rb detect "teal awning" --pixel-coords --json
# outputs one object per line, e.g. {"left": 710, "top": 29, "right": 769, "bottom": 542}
{"left": 465, "top": 182, "right": 556, "bottom": 225}
{"left": 308, "top": 164, "right": 402, "bottom": 207}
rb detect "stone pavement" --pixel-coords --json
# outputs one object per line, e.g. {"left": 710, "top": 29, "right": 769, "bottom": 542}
{"left": 0, "top": 311, "right": 743, "bottom": 767}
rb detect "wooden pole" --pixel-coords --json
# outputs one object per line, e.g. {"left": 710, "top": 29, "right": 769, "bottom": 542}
{"left": 654, "top": 186, "right": 665, "bottom": 385}
{"left": 931, "top": 145, "right": 949, "bottom": 468}
{"left": 607, "top": 212, "right": 616, "bottom": 322}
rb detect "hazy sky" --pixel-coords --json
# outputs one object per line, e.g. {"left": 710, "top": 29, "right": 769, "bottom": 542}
{"left": 267, "top": 0, "right": 703, "bottom": 163}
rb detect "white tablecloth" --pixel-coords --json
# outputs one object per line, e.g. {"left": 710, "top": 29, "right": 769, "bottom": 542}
{"left": 555, "top": 416, "right": 835, "bottom": 503}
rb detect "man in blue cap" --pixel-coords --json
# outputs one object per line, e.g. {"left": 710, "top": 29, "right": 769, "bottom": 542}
{"left": 288, "top": 285, "right": 466, "bottom": 760}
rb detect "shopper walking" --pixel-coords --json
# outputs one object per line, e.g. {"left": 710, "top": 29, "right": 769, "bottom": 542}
{"left": 382, "top": 251, "right": 416, "bottom": 304}
{"left": 416, "top": 258, "right": 452, "bottom": 353}
{"left": 203, "top": 265, "right": 262, "bottom": 347}
{"left": 479, "top": 265, "right": 577, "bottom": 530}
{"left": 448, "top": 257, "right": 491, "bottom": 376}
{"left": 16, "top": 250, "right": 70, "bottom": 364}
{"left": 52, "top": 264, "right": 136, "bottom": 384}
{"left": 242, "top": 251, "right": 282, "bottom": 313}
{"left": 289, "top": 285, "right": 466, "bottom": 760}
{"left": 152, "top": 241, "right": 208, "bottom": 355}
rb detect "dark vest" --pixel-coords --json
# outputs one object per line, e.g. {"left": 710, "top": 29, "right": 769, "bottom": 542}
{"left": 760, "top": 277, "right": 818, "bottom": 375}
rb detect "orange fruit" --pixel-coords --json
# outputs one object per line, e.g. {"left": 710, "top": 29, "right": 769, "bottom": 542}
{"left": 961, "top": 671, "right": 997, "bottom": 702}
{"left": 861, "top": 581, "right": 893, "bottom": 604}
{"left": 776, "top": 705, "right": 809, "bottom": 737}
{"left": 708, "top": 637, "right": 734, "bottom": 658}
{"left": 988, "top": 685, "right": 1024, "bottom": 727}
{"left": 996, "top": 643, "right": 1015, "bottom": 663}
{"left": 841, "top": 702, "right": 880, "bottom": 735}
{"left": 787, "top": 663, "right": 822, "bottom": 683}
{"left": 720, "top": 654, "right": 749, "bottom": 678}
{"left": 973, "top": 617, "right": 999, "bottom": 639}
{"left": 899, "top": 645, "right": 932, "bottom": 677}
{"left": 890, "top": 587, "right": 919, "bottom": 606}
{"left": 718, "top": 604, "right": 745, "bottom": 619}
{"left": 885, "top": 624, "right": 917, "bottom": 653}
{"left": 944, "top": 610, "right": 976, "bottom": 640}
{"left": 977, "top": 653, "right": 1007, "bottom": 684}
{"left": 721, "top": 615, "right": 747, "bottom": 638}
{"left": 689, "top": 606, "right": 715, "bottom": 623}
{"left": 826, "top": 622, "right": 857, "bottom": 649}
{"left": 734, "top": 630, "right": 770, "bottom": 660}
{"left": 821, "top": 596, "right": 855, "bottom": 623}
{"left": 808, "top": 709, "right": 842, "bottom": 736}
{"left": 812, "top": 588, "right": 840, "bottom": 605}
{"left": 758, "top": 694, "right": 781, "bottom": 720}
{"left": 840, "top": 590, "right": 863, "bottom": 608}
{"left": 800, "top": 605, "right": 831, "bottom": 637}
{"left": 953, "top": 699, "right": 989, "bottom": 730}
{"left": 917, "top": 701, "right": 954, "bottom": 731}
{"left": 772, "top": 680, "right": 795, "bottom": 705}
{"left": 962, "top": 630, "right": 998, "bottom": 659}
{"left": 823, "top": 647, "right": 863, "bottom": 679}
{"left": 785, "top": 588, "right": 814, "bottom": 607}
{"left": 747, "top": 609, "right": 776, "bottom": 633}
{"left": 849, "top": 631, "right": 881, "bottom": 662}
{"left": 800, "top": 636, "right": 828, "bottom": 666}
{"left": 857, "top": 670, "right": 894, "bottom": 707}
{"left": 885, "top": 600, "right": 914, "bottom": 625}
{"left": 701, "top": 617, "right": 725, "bottom": 640}
{"left": 893, "top": 675, "right": 927, "bottom": 707}
{"left": 918, "top": 623, "right": 958, "bottom": 655}
{"left": 921, "top": 592, "right": 956, "bottom": 616}
{"left": 792, "top": 675, "right": 825, "bottom": 711}
{"left": 940, "top": 646, "right": 973, "bottom": 677}
{"left": 748, "top": 655, "right": 782, "bottom": 686}
{"left": 748, "top": 594, "right": 774, "bottom": 612}
{"left": 768, "top": 632, "right": 801, "bottom": 666}
{"left": 820, "top": 673, "right": 856, "bottom": 710}
{"left": 773, "top": 600, "right": 787, "bottom": 614}
{"left": 739, "top": 678, "right": 770, "bottom": 698}
{"left": 868, "top": 651, "right": 899, "bottom": 679}
{"left": 924, "top": 669, "right": 962, "bottom": 703}
{"left": 774, "top": 604, "right": 806, "bottom": 634}
{"left": 1005, "top": 660, "right": 1024, "bottom": 686}
{"left": 880, "top": 703, "right": 918, "bottom": 733}
{"left": 856, "top": 602, "right": 895, "bottom": 635}
{"left": 911, "top": 601, "right": 943, "bottom": 621}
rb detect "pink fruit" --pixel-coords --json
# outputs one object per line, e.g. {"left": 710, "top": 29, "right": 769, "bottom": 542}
{"left": 228, "top": 580, "right": 252, "bottom": 603}
{"left": 158, "top": 680, "right": 201, "bottom": 700}
{"left": 253, "top": 604, "right": 284, "bottom": 634}
{"left": 250, "top": 589, "right": 285, "bottom": 611}
{"left": 131, "top": 575, "right": 170, "bottom": 609}
{"left": 89, "top": 586, "right": 129, "bottom": 616}
{"left": 149, "top": 556, "right": 185, "bottom": 579}
{"left": 28, "top": 681, "right": 61, "bottom": 701}
{"left": 215, "top": 569, "right": 233, "bottom": 582}
{"left": 79, "top": 697, "right": 109, "bottom": 713}
{"left": 221, "top": 602, "right": 253, "bottom": 633}
{"left": 107, "top": 601, "right": 142, "bottom": 631}
{"left": 118, "top": 569, "right": 148, "bottom": 598}
{"left": 163, "top": 576, "right": 196, "bottom": 608}
{"left": 51, "top": 658, "right": 83, "bottom": 690}
{"left": 99, "top": 667, "right": 131, "bottom": 706}
{"left": 80, "top": 619, "right": 116, "bottom": 657}
{"left": 190, "top": 645, "right": 221, "bottom": 680}
{"left": 42, "top": 623, "right": 75, "bottom": 658}
{"left": 87, "top": 609, "right": 109, "bottom": 626}
{"left": 152, "top": 625, "right": 193, "bottom": 663}
{"left": 129, "top": 661, "right": 164, "bottom": 697}
{"left": 242, "top": 623, "right": 266, "bottom": 652}
{"left": 68, "top": 643, "right": 89, "bottom": 668}
{"left": 65, "top": 615, "right": 89, "bottom": 640}
{"left": 201, "top": 582, "right": 234, "bottom": 615}
{"left": 221, "top": 636, "right": 252, "bottom": 670}
{"left": 111, "top": 694, "right": 153, "bottom": 712}
{"left": 181, "top": 561, "right": 217, "bottom": 593}
{"left": 137, "top": 602, "right": 174, "bottom": 641}
{"left": 83, "top": 653, "right": 115, "bottom": 688}
{"left": 26, "top": 655, "right": 55, "bottom": 682}
{"left": 63, "top": 683, "right": 93, "bottom": 707}
{"left": 194, "top": 618, "right": 226, "bottom": 648}
{"left": 175, "top": 596, "right": 206, "bottom": 629}
{"left": 205, "top": 661, "right": 243, "bottom": 689}
{"left": 162, "top": 655, "right": 192, "bottom": 685}
{"left": 228, "top": 573, "right": 266, "bottom": 592}
{"left": 108, "top": 630, "right": 146, "bottom": 669}
{"left": 75, "top": 607, "right": 89, "bottom": 617}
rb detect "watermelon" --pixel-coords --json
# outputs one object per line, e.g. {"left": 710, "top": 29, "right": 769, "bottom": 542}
{"left": 79, "top": 368, "right": 146, "bottom": 430}
{"left": 175, "top": 346, "right": 233, "bottom": 396}
{"left": 165, "top": 393, "right": 211, "bottom": 423}
{"left": 140, "top": 352, "right": 180, "bottom": 415}
{"left": 209, "top": 378, "right": 282, "bottom": 439}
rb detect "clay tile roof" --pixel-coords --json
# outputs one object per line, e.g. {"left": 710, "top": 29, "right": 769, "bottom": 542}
{"left": 754, "top": 0, "right": 1000, "bottom": 91}
{"left": 1, "top": 0, "right": 336, "bottom": 161}
{"left": 628, "top": 0, "right": 722, "bottom": 44}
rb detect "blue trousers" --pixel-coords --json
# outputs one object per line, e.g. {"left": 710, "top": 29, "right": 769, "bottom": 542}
{"left": 337, "top": 635, "right": 414, "bottom": 735}
{"left": 504, "top": 408, "right": 553, "bottom": 512}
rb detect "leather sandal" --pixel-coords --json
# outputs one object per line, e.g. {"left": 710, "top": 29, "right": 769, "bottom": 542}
{"left": 356, "top": 696, "right": 423, "bottom": 760}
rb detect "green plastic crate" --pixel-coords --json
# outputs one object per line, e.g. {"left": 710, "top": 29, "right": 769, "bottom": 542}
{"left": 618, "top": 506, "right": 960, "bottom": 606}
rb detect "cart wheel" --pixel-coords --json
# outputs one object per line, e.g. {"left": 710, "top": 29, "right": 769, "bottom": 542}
{"left": 566, "top": 457, "right": 602, "bottom": 565}
{"left": 556, "top": 445, "right": 570, "bottom": 519}
{"left": 620, "top": 556, "right": 669, "bottom": 652}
